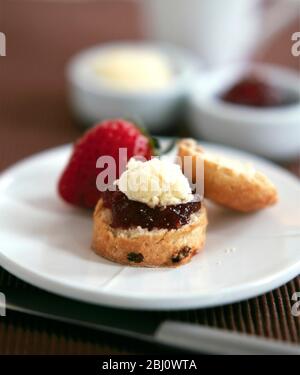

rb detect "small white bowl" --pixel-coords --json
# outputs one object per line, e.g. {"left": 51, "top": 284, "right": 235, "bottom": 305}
{"left": 67, "top": 42, "right": 199, "bottom": 132}
{"left": 189, "top": 63, "right": 300, "bottom": 160}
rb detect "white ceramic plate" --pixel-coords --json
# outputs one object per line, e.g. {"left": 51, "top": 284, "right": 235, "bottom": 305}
{"left": 0, "top": 141, "right": 299, "bottom": 310}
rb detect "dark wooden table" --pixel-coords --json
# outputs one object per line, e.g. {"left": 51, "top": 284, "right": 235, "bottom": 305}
{"left": 0, "top": 0, "right": 299, "bottom": 354}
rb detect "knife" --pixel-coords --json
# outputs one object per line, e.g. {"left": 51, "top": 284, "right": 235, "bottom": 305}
{"left": 1, "top": 285, "right": 300, "bottom": 355}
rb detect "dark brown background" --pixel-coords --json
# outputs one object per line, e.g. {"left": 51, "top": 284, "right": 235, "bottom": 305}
{"left": 0, "top": 0, "right": 299, "bottom": 170}
{"left": 0, "top": 0, "right": 299, "bottom": 354}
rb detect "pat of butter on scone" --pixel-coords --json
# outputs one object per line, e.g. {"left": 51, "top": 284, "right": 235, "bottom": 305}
{"left": 115, "top": 158, "right": 193, "bottom": 208}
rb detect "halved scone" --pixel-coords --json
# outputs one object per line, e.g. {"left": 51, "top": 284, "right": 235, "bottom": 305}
{"left": 92, "top": 197, "right": 207, "bottom": 268}
{"left": 92, "top": 157, "right": 208, "bottom": 267}
{"left": 178, "top": 138, "right": 278, "bottom": 212}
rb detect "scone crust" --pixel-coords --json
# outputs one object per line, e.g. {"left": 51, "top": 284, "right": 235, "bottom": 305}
{"left": 92, "top": 199, "right": 208, "bottom": 267}
{"left": 178, "top": 138, "right": 278, "bottom": 212}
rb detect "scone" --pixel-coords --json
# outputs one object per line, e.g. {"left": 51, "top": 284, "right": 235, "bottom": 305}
{"left": 178, "top": 138, "right": 278, "bottom": 212}
{"left": 92, "top": 158, "right": 208, "bottom": 267}
{"left": 92, "top": 197, "right": 207, "bottom": 267}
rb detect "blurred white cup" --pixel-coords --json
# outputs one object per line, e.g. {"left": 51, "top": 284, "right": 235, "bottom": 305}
{"left": 141, "top": 0, "right": 298, "bottom": 67}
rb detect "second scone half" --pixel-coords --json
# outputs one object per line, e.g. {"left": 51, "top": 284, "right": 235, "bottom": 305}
{"left": 92, "top": 198, "right": 207, "bottom": 267}
{"left": 178, "top": 138, "right": 278, "bottom": 212}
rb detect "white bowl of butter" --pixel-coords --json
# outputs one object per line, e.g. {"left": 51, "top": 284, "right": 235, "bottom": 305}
{"left": 67, "top": 42, "right": 198, "bottom": 132}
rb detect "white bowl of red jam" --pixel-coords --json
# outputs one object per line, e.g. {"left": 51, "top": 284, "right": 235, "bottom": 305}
{"left": 189, "top": 63, "right": 300, "bottom": 160}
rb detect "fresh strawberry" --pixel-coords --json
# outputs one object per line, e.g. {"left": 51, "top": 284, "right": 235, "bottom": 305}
{"left": 58, "top": 119, "right": 154, "bottom": 208}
